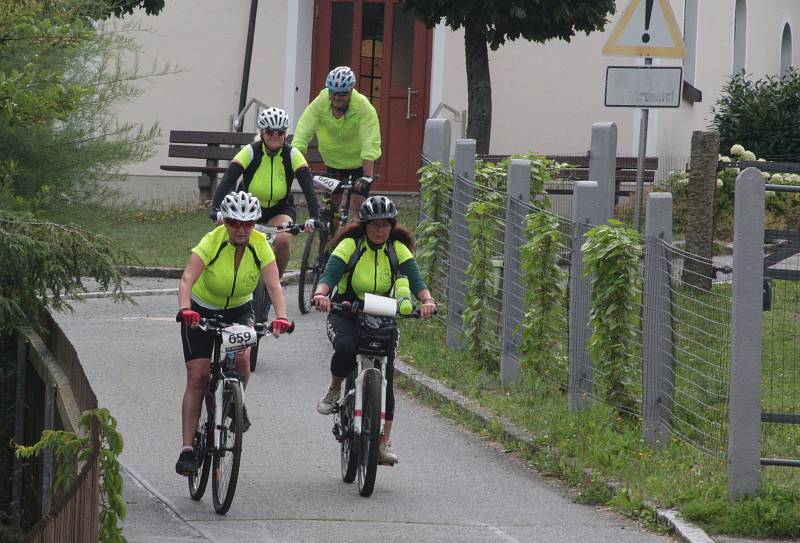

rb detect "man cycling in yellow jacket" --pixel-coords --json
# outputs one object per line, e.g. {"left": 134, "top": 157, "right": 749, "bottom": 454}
{"left": 292, "top": 66, "right": 381, "bottom": 214}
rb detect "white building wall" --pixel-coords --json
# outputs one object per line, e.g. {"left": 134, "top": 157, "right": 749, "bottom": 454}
{"left": 115, "top": 0, "right": 288, "bottom": 176}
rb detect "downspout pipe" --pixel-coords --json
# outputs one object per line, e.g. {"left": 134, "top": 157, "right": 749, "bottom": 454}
{"left": 237, "top": 0, "right": 259, "bottom": 132}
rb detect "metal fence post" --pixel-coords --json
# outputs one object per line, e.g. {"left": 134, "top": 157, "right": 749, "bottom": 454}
{"left": 643, "top": 192, "right": 673, "bottom": 449}
{"left": 500, "top": 159, "right": 531, "bottom": 385}
{"left": 588, "top": 122, "right": 618, "bottom": 222}
{"left": 728, "top": 167, "right": 765, "bottom": 498}
{"left": 568, "top": 181, "right": 603, "bottom": 410}
{"left": 446, "top": 139, "right": 476, "bottom": 349}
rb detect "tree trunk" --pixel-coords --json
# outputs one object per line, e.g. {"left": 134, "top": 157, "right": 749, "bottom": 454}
{"left": 464, "top": 20, "right": 491, "bottom": 155}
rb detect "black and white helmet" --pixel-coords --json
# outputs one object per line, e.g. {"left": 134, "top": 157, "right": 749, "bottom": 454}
{"left": 359, "top": 195, "right": 397, "bottom": 223}
{"left": 221, "top": 191, "right": 262, "bottom": 221}
{"left": 257, "top": 107, "right": 290, "bottom": 131}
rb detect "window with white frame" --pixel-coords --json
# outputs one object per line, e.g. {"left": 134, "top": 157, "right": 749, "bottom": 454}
{"left": 683, "top": 0, "right": 699, "bottom": 85}
{"left": 781, "top": 23, "right": 793, "bottom": 76}
{"left": 733, "top": 0, "right": 747, "bottom": 74}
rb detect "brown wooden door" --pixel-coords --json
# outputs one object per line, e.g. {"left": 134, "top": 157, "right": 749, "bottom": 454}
{"left": 311, "top": 0, "right": 432, "bottom": 192}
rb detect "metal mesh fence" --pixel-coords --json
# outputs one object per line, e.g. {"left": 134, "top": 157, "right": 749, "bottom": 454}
{"left": 661, "top": 240, "right": 732, "bottom": 458}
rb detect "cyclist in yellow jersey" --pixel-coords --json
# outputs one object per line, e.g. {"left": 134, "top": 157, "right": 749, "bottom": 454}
{"left": 175, "top": 191, "right": 292, "bottom": 476}
{"left": 212, "top": 107, "right": 320, "bottom": 277}
{"left": 311, "top": 196, "right": 437, "bottom": 465}
{"left": 292, "top": 66, "right": 381, "bottom": 214}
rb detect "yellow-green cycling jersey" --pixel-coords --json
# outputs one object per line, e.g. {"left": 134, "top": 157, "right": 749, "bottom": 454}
{"left": 329, "top": 238, "right": 413, "bottom": 300}
{"left": 191, "top": 225, "right": 275, "bottom": 309}
{"left": 232, "top": 142, "right": 308, "bottom": 209}
{"left": 292, "top": 88, "right": 381, "bottom": 170}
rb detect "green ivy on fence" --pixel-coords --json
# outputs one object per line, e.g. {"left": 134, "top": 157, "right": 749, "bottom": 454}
{"left": 15, "top": 407, "right": 126, "bottom": 543}
{"left": 582, "top": 220, "right": 642, "bottom": 417}
{"left": 415, "top": 161, "right": 453, "bottom": 289}
{"left": 520, "top": 210, "right": 567, "bottom": 385}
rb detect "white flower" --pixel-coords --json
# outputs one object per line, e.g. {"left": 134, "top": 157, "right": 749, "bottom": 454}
{"left": 725, "top": 167, "right": 740, "bottom": 175}
{"left": 730, "top": 144, "right": 746, "bottom": 156}
{"left": 770, "top": 173, "right": 784, "bottom": 183}
{"left": 716, "top": 178, "right": 724, "bottom": 188}
{"left": 765, "top": 191, "right": 777, "bottom": 198}
{"left": 757, "top": 158, "right": 767, "bottom": 162}
{"left": 762, "top": 171, "right": 772, "bottom": 180}
{"left": 741, "top": 150, "right": 756, "bottom": 161}
{"left": 678, "top": 178, "right": 689, "bottom": 185}
{"left": 789, "top": 174, "right": 800, "bottom": 184}
{"left": 720, "top": 156, "right": 732, "bottom": 163}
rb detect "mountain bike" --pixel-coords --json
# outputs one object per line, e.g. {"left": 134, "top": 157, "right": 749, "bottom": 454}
{"left": 187, "top": 315, "right": 294, "bottom": 514}
{"left": 250, "top": 222, "right": 302, "bottom": 371}
{"left": 298, "top": 175, "right": 356, "bottom": 314}
{"left": 329, "top": 294, "right": 424, "bottom": 497}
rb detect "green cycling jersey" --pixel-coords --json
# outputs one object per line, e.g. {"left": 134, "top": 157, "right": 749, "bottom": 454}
{"left": 191, "top": 225, "right": 275, "bottom": 309}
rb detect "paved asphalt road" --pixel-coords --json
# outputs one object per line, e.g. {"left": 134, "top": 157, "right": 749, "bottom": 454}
{"left": 55, "top": 281, "right": 675, "bottom": 543}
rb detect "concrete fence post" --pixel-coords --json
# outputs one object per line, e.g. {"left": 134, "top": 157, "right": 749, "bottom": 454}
{"left": 500, "top": 159, "right": 531, "bottom": 386}
{"left": 446, "top": 139, "right": 476, "bottom": 349}
{"left": 568, "top": 181, "right": 603, "bottom": 410}
{"left": 588, "top": 122, "right": 618, "bottom": 222}
{"left": 421, "top": 119, "right": 452, "bottom": 223}
{"left": 643, "top": 192, "right": 674, "bottom": 449}
{"left": 728, "top": 167, "right": 765, "bottom": 498}
{"left": 683, "top": 131, "right": 719, "bottom": 290}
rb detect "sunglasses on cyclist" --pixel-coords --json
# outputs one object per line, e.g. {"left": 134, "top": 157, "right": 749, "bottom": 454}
{"left": 263, "top": 129, "right": 286, "bottom": 137}
{"left": 225, "top": 219, "right": 256, "bottom": 230}
{"left": 330, "top": 91, "right": 350, "bottom": 98}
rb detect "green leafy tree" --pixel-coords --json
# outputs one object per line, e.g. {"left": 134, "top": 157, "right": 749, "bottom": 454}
{"left": 403, "top": 0, "right": 615, "bottom": 153}
{"left": 711, "top": 69, "right": 800, "bottom": 158}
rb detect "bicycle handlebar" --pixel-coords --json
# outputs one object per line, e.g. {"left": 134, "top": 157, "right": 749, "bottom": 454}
{"left": 254, "top": 223, "right": 304, "bottom": 236}
{"left": 329, "top": 300, "right": 433, "bottom": 320}
{"left": 197, "top": 316, "right": 296, "bottom": 336}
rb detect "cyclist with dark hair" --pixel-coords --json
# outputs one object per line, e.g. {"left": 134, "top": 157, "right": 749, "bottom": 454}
{"left": 311, "top": 195, "right": 436, "bottom": 465}
{"left": 211, "top": 106, "right": 320, "bottom": 277}
{"left": 292, "top": 66, "right": 381, "bottom": 213}
{"left": 175, "top": 191, "right": 293, "bottom": 476}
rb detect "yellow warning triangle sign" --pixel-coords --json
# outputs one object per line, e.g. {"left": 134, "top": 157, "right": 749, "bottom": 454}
{"left": 603, "top": 0, "right": 685, "bottom": 58}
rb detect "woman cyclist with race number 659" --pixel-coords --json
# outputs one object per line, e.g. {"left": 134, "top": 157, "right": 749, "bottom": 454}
{"left": 174, "top": 191, "right": 293, "bottom": 477}
{"left": 312, "top": 195, "right": 437, "bottom": 465}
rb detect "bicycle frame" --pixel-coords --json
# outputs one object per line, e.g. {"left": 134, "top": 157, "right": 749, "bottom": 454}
{"left": 204, "top": 324, "right": 247, "bottom": 452}
{"left": 352, "top": 355, "right": 388, "bottom": 437}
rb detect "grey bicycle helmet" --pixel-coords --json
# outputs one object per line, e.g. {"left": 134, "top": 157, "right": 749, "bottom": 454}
{"left": 326, "top": 66, "right": 356, "bottom": 93}
{"left": 220, "top": 191, "right": 262, "bottom": 221}
{"left": 359, "top": 195, "right": 397, "bottom": 222}
{"left": 257, "top": 107, "right": 290, "bottom": 131}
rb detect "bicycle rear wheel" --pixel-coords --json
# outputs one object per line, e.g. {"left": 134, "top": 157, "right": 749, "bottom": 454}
{"left": 212, "top": 381, "right": 243, "bottom": 514}
{"left": 188, "top": 395, "right": 212, "bottom": 500}
{"left": 357, "top": 370, "right": 381, "bottom": 497}
{"left": 298, "top": 230, "right": 329, "bottom": 314}
{"left": 250, "top": 278, "right": 271, "bottom": 371}
{"left": 340, "top": 379, "right": 358, "bottom": 483}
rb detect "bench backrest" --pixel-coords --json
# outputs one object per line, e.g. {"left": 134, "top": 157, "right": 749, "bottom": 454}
{"left": 168, "top": 131, "right": 323, "bottom": 164}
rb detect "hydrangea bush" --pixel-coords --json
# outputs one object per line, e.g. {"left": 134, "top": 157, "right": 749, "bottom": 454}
{"left": 661, "top": 144, "right": 800, "bottom": 238}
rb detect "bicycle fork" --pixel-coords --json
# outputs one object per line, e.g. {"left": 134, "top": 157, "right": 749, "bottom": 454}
{"left": 213, "top": 354, "right": 246, "bottom": 450}
{"left": 353, "top": 355, "right": 387, "bottom": 437}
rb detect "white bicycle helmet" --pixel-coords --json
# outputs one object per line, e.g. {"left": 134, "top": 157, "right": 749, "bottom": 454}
{"left": 257, "top": 107, "right": 290, "bottom": 131}
{"left": 359, "top": 195, "right": 397, "bottom": 222}
{"left": 326, "top": 66, "right": 356, "bottom": 93}
{"left": 220, "top": 191, "right": 262, "bottom": 221}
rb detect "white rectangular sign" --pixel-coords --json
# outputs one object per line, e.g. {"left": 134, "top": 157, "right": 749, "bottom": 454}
{"left": 605, "top": 66, "right": 682, "bottom": 108}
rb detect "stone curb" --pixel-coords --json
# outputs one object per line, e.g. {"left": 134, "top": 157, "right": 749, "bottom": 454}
{"left": 393, "top": 358, "right": 716, "bottom": 543}
{"left": 116, "top": 266, "right": 301, "bottom": 285}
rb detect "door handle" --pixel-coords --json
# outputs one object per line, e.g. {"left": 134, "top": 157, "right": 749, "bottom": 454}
{"left": 406, "top": 88, "right": 419, "bottom": 120}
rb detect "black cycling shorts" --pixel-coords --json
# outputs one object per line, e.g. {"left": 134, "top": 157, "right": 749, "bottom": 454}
{"left": 326, "top": 166, "right": 364, "bottom": 181}
{"left": 180, "top": 300, "right": 255, "bottom": 362}
{"left": 260, "top": 196, "right": 297, "bottom": 223}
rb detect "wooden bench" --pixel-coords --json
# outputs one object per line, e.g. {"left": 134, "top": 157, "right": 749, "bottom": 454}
{"left": 479, "top": 153, "right": 659, "bottom": 196}
{"left": 160, "top": 130, "right": 323, "bottom": 201}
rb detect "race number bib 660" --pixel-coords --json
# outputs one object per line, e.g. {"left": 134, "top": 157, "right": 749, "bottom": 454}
{"left": 221, "top": 324, "right": 258, "bottom": 353}
{"left": 312, "top": 175, "right": 341, "bottom": 194}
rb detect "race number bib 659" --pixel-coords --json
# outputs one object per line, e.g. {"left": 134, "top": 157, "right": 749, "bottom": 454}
{"left": 221, "top": 324, "right": 258, "bottom": 353}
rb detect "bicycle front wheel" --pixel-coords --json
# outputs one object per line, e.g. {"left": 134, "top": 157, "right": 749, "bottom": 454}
{"left": 212, "top": 381, "right": 243, "bottom": 514}
{"left": 357, "top": 370, "right": 381, "bottom": 497}
{"left": 250, "top": 278, "right": 270, "bottom": 371}
{"left": 188, "top": 395, "right": 212, "bottom": 500}
{"left": 298, "top": 230, "right": 329, "bottom": 314}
